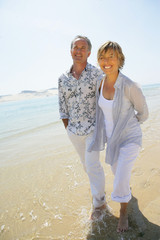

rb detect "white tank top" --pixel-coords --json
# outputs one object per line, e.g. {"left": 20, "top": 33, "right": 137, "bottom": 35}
{"left": 98, "top": 79, "right": 114, "bottom": 138}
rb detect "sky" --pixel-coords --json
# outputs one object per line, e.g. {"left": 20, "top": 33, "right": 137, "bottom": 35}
{"left": 0, "top": 0, "right": 160, "bottom": 96}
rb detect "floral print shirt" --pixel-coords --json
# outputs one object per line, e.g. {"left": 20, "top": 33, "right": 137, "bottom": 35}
{"left": 58, "top": 63, "right": 103, "bottom": 135}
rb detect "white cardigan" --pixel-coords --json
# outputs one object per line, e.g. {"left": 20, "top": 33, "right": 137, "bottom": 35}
{"left": 88, "top": 72, "right": 149, "bottom": 166}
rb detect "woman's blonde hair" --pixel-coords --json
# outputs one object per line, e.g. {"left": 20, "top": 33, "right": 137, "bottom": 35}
{"left": 97, "top": 41, "right": 125, "bottom": 69}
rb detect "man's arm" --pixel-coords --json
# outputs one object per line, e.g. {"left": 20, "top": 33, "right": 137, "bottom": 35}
{"left": 62, "top": 119, "right": 68, "bottom": 129}
{"left": 58, "top": 76, "right": 69, "bottom": 128}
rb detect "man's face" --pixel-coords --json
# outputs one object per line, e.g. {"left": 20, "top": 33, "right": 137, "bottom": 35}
{"left": 71, "top": 38, "right": 91, "bottom": 64}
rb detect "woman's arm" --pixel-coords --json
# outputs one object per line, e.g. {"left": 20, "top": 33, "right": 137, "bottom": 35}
{"left": 129, "top": 83, "right": 149, "bottom": 123}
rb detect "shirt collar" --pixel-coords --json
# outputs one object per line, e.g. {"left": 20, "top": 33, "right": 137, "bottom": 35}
{"left": 114, "top": 71, "right": 123, "bottom": 89}
{"left": 67, "top": 62, "right": 89, "bottom": 75}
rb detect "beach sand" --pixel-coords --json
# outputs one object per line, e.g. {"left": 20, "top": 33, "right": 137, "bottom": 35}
{"left": 0, "top": 111, "right": 160, "bottom": 239}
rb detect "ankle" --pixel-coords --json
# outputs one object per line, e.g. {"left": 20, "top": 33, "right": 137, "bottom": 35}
{"left": 120, "top": 208, "right": 127, "bottom": 216}
{"left": 120, "top": 203, "right": 128, "bottom": 215}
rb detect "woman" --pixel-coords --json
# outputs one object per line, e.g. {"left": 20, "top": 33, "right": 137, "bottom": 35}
{"left": 88, "top": 41, "right": 149, "bottom": 232}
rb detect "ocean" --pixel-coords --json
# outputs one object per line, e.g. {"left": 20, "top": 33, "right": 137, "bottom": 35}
{"left": 142, "top": 83, "right": 160, "bottom": 111}
{"left": 0, "top": 83, "right": 160, "bottom": 141}
{"left": 0, "top": 95, "right": 59, "bottom": 141}
{"left": 0, "top": 83, "right": 160, "bottom": 167}
{"left": 0, "top": 95, "right": 61, "bottom": 167}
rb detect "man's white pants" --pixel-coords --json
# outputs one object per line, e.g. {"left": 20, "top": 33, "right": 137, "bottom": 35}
{"left": 111, "top": 143, "right": 140, "bottom": 203}
{"left": 67, "top": 128, "right": 106, "bottom": 208}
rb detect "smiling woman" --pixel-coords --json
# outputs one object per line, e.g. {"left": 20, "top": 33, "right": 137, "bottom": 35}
{"left": 88, "top": 40, "right": 149, "bottom": 233}
{"left": 97, "top": 41, "right": 125, "bottom": 70}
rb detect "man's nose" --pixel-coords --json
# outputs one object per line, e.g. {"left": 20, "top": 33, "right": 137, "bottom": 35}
{"left": 76, "top": 48, "right": 81, "bottom": 52}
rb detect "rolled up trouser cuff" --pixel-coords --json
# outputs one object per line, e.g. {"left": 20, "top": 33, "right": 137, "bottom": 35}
{"left": 111, "top": 192, "right": 132, "bottom": 203}
{"left": 93, "top": 195, "right": 106, "bottom": 208}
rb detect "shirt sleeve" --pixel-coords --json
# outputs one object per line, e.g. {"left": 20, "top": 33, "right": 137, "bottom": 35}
{"left": 129, "top": 83, "right": 149, "bottom": 123}
{"left": 58, "top": 76, "right": 69, "bottom": 119}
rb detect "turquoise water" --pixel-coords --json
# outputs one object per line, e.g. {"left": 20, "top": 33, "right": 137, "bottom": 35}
{"left": 0, "top": 95, "right": 59, "bottom": 140}
{"left": 0, "top": 83, "right": 160, "bottom": 141}
{"left": 142, "top": 83, "right": 160, "bottom": 111}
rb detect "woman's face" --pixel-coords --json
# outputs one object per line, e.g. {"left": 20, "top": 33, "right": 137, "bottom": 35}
{"left": 98, "top": 49, "right": 119, "bottom": 76}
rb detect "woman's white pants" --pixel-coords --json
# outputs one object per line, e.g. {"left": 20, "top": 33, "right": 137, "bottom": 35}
{"left": 111, "top": 143, "right": 140, "bottom": 203}
{"left": 67, "top": 128, "right": 106, "bottom": 208}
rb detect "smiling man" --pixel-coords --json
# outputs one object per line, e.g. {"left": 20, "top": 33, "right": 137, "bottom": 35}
{"left": 58, "top": 35, "right": 106, "bottom": 219}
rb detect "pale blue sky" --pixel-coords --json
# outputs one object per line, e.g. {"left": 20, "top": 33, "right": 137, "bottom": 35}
{"left": 0, "top": 0, "right": 160, "bottom": 95}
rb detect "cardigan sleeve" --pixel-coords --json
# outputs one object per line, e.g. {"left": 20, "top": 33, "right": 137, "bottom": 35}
{"left": 128, "top": 83, "right": 149, "bottom": 123}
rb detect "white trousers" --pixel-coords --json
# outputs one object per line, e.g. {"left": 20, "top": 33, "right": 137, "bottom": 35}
{"left": 67, "top": 128, "right": 106, "bottom": 208}
{"left": 111, "top": 143, "right": 140, "bottom": 203}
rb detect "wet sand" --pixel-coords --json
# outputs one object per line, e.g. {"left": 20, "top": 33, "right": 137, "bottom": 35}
{"left": 0, "top": 112, "right": 160, "bottom": 239}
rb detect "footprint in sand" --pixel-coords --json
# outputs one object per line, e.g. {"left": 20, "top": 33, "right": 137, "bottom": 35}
{"left": 144, "top": 181, "right": 150, "bottom": 188}
{"left": 132, "top": 167, "right": 144, "bottom": 176}
{"left": 144, "top": 168, "right": 160, "bottom": 188}
{"left": 151, "top": 168, "right": 160, "bottom": 175}
{"left": 143, "top": 198, "right": 160, "bottom": 224}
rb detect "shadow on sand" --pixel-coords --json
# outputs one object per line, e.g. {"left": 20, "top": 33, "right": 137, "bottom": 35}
{"left": 86, "top": 196, "right": 160, "bottom": 240}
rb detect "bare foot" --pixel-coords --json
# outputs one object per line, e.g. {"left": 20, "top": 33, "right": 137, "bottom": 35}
{"left": 90, "top": 204, "right": 106, "bottom": 221}
{"left": 117, "top": 209, "right": 128, "bottom": 233}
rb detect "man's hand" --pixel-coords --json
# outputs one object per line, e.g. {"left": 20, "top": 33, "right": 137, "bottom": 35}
{"left": 62, "top": 119, "right": 68, "bottom": 129}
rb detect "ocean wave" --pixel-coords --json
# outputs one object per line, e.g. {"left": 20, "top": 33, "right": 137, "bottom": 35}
{"left": 0, "top": 120, "right": 61, "bottom": 141}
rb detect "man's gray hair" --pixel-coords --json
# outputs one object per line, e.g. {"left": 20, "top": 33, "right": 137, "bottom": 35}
{"left": 71, "top": 35, "right": 92, "bottom": 51}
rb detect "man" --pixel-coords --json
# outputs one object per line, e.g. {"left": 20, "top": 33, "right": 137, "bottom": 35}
{"left": 58, "top": 35, "right": 106, "bottom": 219}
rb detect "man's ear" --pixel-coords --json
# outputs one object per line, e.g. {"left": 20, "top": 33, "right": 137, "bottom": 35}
{"left": 88, "top": 51, "right": 91, "bottom": 58}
